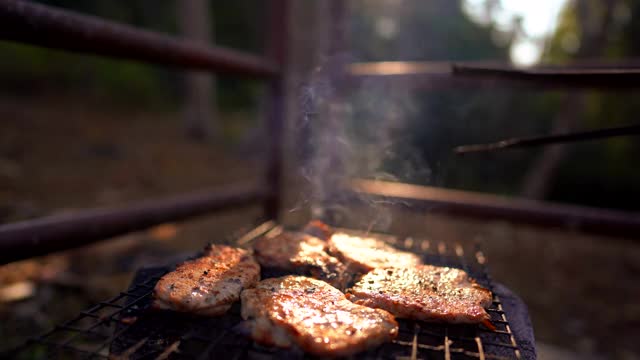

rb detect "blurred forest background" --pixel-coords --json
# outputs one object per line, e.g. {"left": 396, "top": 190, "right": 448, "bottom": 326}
{"left": 347, "top": 0, "right": 640, "bottom": 210}
{"left": 1, "top": 0, "right": 638, "bottom": 215}
{"left": 1, "top": 0, "right": 640, "bottom": 359}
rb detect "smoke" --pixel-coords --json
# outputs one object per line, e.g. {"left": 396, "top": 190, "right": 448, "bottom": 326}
{"left": 293, "top": 55, "right": 430, "bottom": 232}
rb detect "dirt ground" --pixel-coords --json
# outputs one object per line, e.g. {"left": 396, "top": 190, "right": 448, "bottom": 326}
{"left": 0, "top": 95, "right": 264, "bottom": 350}
{"left": 1, "top": 96, "right": 639, "bottom": 359}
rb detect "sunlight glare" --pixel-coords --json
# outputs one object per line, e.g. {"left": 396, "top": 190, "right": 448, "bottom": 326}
{"left": 463, "top": 0, "right": 569, "bottom": 66}
{"left": 511, "top": 40, "right": 542, "bottom": 67}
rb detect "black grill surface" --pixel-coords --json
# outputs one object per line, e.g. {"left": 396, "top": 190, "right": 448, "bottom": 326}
{"left": 8, "top": 222, "right": 536, "bottom": 359}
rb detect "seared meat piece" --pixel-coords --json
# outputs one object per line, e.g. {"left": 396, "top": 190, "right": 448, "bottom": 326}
{"left": 253, "top": 231, "right": 350, "bottom": 289}
{"left": 347, "top": 265, "right": 493, "bottom": 326}
{"left": 303, "top": 219, "right": 333, "bottom": 240}
{"left": 153, "top": 245, "right": 260, "bottom": 316}
{"left": 240, "top": 276, "right": 398, "bottom": 357}
{"left": 328, "top": 233, "right": 422, "bottom": 273}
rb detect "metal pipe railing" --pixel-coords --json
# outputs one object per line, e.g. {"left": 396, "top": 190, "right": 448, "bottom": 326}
{"left": 0, "top": 0, "right": 277, "bottom": 77}
{"left": 349, "top": 179, "right": 640, "bottom": 239}
{"left": 454, "top": 124, "right": 640, "bottom": 154}
{"left": 0, "top": 183, "right": 266, "bottom": 264}
{"left": 0, "top": 0, "right": 289, "bottom": 262}
{"left": 347, "top": 61, "right": 640, "bottom": 89}
{"left": 452, "top": 63, "right": 640, "bottom": 88}
{"left": 264, "top": 0, "right": 288, "bottom": 220}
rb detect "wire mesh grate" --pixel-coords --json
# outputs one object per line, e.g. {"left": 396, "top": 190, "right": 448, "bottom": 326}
{"left": 7, "top": 221, "right": 526, "bottom": 359}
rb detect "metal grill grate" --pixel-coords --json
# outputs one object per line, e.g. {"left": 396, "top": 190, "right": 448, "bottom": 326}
{"left": 7, "top": 221, "right": 526, "bottom": 360}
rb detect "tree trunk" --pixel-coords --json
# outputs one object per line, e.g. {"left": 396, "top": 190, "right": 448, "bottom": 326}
{"left": 521, "top": 94, "right": 584, "bottom": 198}
{"left": 178, "top": 0, "right": 216, "bottom": 141}
{"left": 521, "top": 0, "right": 616, "bottom": 199}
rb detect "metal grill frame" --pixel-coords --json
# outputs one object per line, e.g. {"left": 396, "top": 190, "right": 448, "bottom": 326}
{"left": 1, "top": 0, "right": 639, "bottom": 265}
{"left": 0, "top": 0, "right": 290, "bottom": 264}
{"left": 7, "top": 221, "right": 527, "bottom": 360}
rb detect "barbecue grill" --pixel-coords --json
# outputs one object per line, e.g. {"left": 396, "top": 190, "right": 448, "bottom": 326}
{"left": 7, "top": 221, "right": 534, "bottom": 359}
{"left": 2, "top": 1, "right": 640, "bottom": 359}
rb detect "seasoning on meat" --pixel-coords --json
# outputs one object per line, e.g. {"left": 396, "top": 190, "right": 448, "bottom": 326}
{"left": 328, "top": 233, "right": 422, "bottom": 273}
{"left": 240, "top": 276, "right": 398, "bottom": 357}
{"left": 347, "top": 265, "right": 493, "bottom": 326}
{"left": 153, "top": 245, "right": 260, "bottom": 316}
{"left": 253, "top": 231, "right": 350, "bottom": 289}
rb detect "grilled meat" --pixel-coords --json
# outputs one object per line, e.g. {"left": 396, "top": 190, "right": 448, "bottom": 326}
{"left": 253, "top": 231, "right": 350, "bottom": 289}
{"left": 347, "top": 265, "right": 493, "bottom": 326}
{"left": 328, "top": 233, "right": 422, "bottom": 273}
{"left": 240, "top": 276, "right": 398, "bottom": 357}
{"left": 303, "top": 219, "right": 333, "bottom": 240}
{"left": 153, "top": 245, "right": 260, "bottom": 316}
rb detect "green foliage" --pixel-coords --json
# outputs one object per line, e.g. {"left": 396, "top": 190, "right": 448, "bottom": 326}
{"left": 212, "top": 0, "right": 265, "bottom": 54}
{"left": 0, "top": 0, "right": 181, "bottom": 107}
{"left": 538, "top": 0, "right": 640, "bottom": 209}
{"left": 352, "top": 0, "right": 508, "bottom": 61}
{"left": 543, "top": 3, "right": 580, "bottom": 63}
{"left": 2, "top": 0, "right": 639, "bottom": 209}
{"left": 347, "top": 0, "right": 640, "bottom": 210}
{"left": 349, "top": 0, "right": 528, "bottom": 194}
{"left": 0, "top": 0, "right": 264, "bottom": 112}
{"left": 0, "top": 41, "right": 177, "bottom": 108}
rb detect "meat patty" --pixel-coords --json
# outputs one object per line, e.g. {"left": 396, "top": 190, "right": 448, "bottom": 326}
{"left": 153, "top": 245, "right": 260, "bottom": 316}
{"left": 303, "top": 219, "right": 333, "bottom": 240}
{"left": 240, "top": 276, "right": 398, "bottom": 357}
{"left": 347, "top": 265, "right": 493, "bottom": 325}
{"left": 328, "top": 233, "right": 422, "bottom": 273}
{"left": 253, "top": 231, "right": 350, "bottom": 289}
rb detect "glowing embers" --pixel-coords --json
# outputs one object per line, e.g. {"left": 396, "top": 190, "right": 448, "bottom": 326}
{"left": 240, "top": 276, "right": 398, "bottom": 357}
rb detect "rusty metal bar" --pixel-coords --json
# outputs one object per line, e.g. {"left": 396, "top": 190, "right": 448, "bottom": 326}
{"left": 349, "top": 179, "right": 640, "bottom": 239}
{"left": 264, "top": 0, "right": 289, "bottom": 220}
{"left": 0, "top": 0, "right": 277, "bottom": 77}
{"left": 0, "top": 183, "right": 266, "bottom": 264}
{"left": 454, "top": 124, "right": 640, "bottom": 154}
{"left": 347, "top": 61, "right": 640, "bottom": 89}
{"left": 453, "top": 63, "right": 640, "bottom": 88}
{"left": 348, "top": 61, "right": 453, "bottom": 76}
{"left": 346, "top": 61, "right": 518, "bottom": 91}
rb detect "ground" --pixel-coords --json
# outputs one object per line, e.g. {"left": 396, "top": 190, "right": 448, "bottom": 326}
{"left": 1, "top": 96, "right": 639, "bottom": 359}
